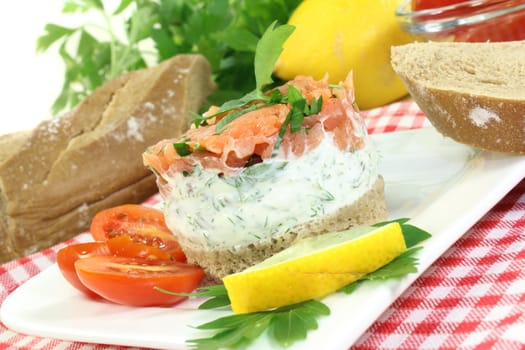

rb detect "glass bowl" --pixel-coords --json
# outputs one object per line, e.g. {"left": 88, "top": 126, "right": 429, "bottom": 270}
{"left": 396, "top": 0, "right": 525, "bottom": 42}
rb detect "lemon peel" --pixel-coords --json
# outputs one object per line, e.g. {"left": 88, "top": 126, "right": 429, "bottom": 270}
{"left": 222, "top": 222, "right": 407, "bottom": 314}
{"left": 274, "top": 0, "right": 415, "bottom": 109}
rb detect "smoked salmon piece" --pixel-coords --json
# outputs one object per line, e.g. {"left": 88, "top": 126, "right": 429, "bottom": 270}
{"left": 143, "top": 74, "right": 365, "bottom": 176}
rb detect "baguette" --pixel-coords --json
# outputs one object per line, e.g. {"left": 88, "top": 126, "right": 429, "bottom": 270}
{"left": 391, "top": 41, "right": 525, "bottom": 154}
{"left": 0, "top": 54, "right": 214, "bottom": 263}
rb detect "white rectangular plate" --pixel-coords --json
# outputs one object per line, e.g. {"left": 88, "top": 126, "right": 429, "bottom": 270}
{"left": 2, "top": 127, "right": 525, "bottom": 350}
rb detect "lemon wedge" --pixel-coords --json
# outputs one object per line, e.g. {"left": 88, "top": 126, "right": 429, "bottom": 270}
{"left": 222, "top": 222, "right": 406, "bottom": 314}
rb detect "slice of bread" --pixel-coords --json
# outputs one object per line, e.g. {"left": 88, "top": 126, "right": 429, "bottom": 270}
{"left": 391, "top": 41, "right": 525, "bottom": 154}
{"left": 182, "top": 176, "right": 387, "bottom": 282}
{"left": 0, "top": 54, "right": 214, "bottom": 263}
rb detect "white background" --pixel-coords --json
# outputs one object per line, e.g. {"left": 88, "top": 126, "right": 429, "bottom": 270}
{"left": 0, "top": 2, "right": 67, "bottom": 135}
{"left": 0, "top": 1, "right": 132, "bottom": 136}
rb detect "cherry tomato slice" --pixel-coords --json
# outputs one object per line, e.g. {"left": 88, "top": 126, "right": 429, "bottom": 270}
{"left": 57, "top": 242, "right": 111, "bottom": 297}
{"left": 75, "top": 256, "right": 205, "bottom": 307}
{"left": 90, "top": 204, "right": 186, "bottom": 262}
{"left": 106, "top": 235, "right": 173, "bottom": 261}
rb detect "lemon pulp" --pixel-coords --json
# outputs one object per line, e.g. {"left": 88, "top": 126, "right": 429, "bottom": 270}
{"left": 223, "top": 222, "right": 406, "bottom": 314}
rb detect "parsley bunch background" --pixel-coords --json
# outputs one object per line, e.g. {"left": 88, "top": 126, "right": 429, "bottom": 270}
{"left": 37, "top": 0, "right": 300, "bottom": 116}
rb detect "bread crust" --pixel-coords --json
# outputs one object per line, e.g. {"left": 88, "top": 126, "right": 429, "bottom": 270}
{"left": 401, "top": 82, "right": 524, "bottom": 154}
{"left": 0, "top": 55, "right": 214, "bottom": 263}
{"left": 182, "top": 176, "right": 388, "bottom": 282}
{"left": 391, "top": 41, "right": 525, "bottom": 154}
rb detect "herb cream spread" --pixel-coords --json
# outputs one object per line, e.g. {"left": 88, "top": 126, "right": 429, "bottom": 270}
{"left": 161, "top": 132, "right": 379, "bottom": 248}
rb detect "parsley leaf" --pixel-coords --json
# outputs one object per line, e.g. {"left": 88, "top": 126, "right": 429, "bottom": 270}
{"left": 272, "top": 85, "right": 325, "bottom": 154}
{"left": 254, "top": 21, "right": 295, "bottom": 93}
{"left": 214, "top": 104, "right": 260, "bottom": 133}
{"left": 339, "top": 220, "right": 431, "bottom": 294}
{"left": 270, "top": 300, "right": 330, "bottom": 346}
{"left": 287, "top": 85, "right": 307, "bottom": 132}
{"left": 365, "top": 247, "right": 422, "bottom": 280}
{"left": 189, "top": 313, "right": 273, "bottom": 350}
{"left": 173, "top": 142, "right": 192, "bottom": 157}
{"left": 189, "top": 21, "right": 295, "bottom": 131}
{"left": 338, "top": 247, "right": 422, "bottom": 294}
{"left": 195, "top": 285, "right": 232, "bottom": 310}
{"left": 309, "top": 95, "right": 323, "bottom": 115}
{"left": 155, "top": 284, "right": 232, "bottom": 310}
{"left": 187, "top": 300, "right": 329, "bottom": 349}
{"left": 196, "top": 21, "right": 295, "bottom": 131}
{"left": 373, "top": 218, "right": 432, "bottom": 248}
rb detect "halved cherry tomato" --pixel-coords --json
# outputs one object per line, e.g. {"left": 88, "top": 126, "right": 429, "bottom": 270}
{"left": 57, "top": 242, "right": 111, "bottom": 297}
{"left": 90, "top": 204, "right": 186, "bottom": 262}
{"left": 75, "top": 256, "right": 205, "bottom": 307}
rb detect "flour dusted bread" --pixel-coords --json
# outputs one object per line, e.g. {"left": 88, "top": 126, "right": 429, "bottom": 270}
{"left": 0, "top": 54, "right": 214, "bottom": 263}
{"left": 391, "top": 41, "right": 525, "bottom": 154}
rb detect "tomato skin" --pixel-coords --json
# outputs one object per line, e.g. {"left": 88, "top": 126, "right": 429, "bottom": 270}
{"left": 90, "top": 204, "right": 186, "bottom": 262}
{"left": 57, "top": 242, "right": 111, "bottom": 297}
{"left": 57, "top": 237, "right": 174, "bottom": 296}
{"left": 58, "top": 205, "right": 198, "bottom": 306}
{"left": 75, "top": 256, "right": 205, "bottom": 307}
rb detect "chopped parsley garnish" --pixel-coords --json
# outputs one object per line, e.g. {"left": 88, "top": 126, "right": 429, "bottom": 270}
{"left": 192, "top": 22, "right": 295, "bottom": 130}
{"left": 186, "top": 22, "right": 333, "bottom": 161}
{"left": 273, "top": 88, "right": 324, "bottom": 155}
{"left": 191, "top": 22, "right": 327, "bottom": 147}
{"left": 173, "top": 142, "right": 192, "bottom": 157}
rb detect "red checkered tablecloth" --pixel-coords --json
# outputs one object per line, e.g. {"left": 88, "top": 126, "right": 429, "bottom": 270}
{"left": 1, "top": 101, "right": 524, "bottom": 350}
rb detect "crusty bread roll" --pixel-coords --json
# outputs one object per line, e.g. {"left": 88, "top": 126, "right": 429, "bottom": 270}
{"left": 391, "top": 41, "right": 525, "bottom": 154}
{"left": 0, "top": 54, "right": 214, "bottom": 263}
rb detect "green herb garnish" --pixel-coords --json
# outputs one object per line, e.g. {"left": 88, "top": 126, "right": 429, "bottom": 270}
{"left": 338, "top": 247, "right": 422, "bottom": 294}
{"left": 273, "top": 88, "right": 324, "bottom": 155}
{"left": 188, "top": 300, "right": 330, "bottom": 349}
{"left": 173, "top": 142, "right": 192, "bottom": 157}
{"left": 190, "top": 20, "right": 324, "bottom": 147}
{"left": 191, "top": 21, "right": 295, "bottom": 130}
{"left": 158, "top": 218, "right": 431, "bottom": 349}
{"left": 37, "top": 0, "right": 301, "bottom": 115}
{"left": 373, "top": 218, "right": 432, "bottom": 248}
{"left": 214, "top": 104, "right": 261, "bottom": 133}
{"left": 338, "top": 219, "right": 431, "bottom": 294}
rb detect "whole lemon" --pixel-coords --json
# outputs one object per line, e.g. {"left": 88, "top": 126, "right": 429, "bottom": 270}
{"left": 275, "top": 0, "right": 414, "bottom": 110}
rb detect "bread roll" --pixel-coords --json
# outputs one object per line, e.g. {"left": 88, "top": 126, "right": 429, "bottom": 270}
{"left": 143, "top": 74, "right": 388, "bottom": 282}
{"left": 0, "top": 54, "right": 214, "bottom": 263}
{"left": 391, "top": 41, "right": 525, "bottom": 154}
